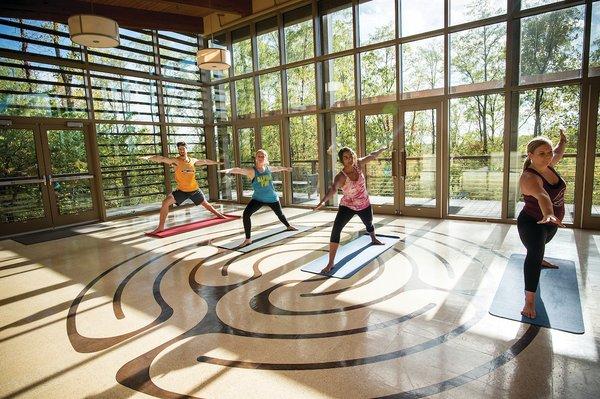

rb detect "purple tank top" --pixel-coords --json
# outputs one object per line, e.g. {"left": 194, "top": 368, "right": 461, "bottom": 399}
{"left": 522, "top": 166, "right": 566, "bottom": 221}
{"left": 339, "top": 165, "right": 371, "bottom": 211}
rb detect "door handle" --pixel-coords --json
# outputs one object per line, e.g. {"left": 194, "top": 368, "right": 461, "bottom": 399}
{"left": 0, "top": 178, "right": 45, "bottom": 186}
{"left": 400, "top": 149, "right": 407, "bottom": 178}
{"left": 51, "top": 174, "right": 94, "bottom": 182}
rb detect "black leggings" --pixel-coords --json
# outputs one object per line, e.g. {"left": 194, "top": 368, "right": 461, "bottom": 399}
{"left": 243, "top": 199, "right": 290, "bottom": 238}
{"left": 330, "top": 205, "right": 375, "bottom": 243}
{"left": 517, "top": 211, "right": 558, "bottom": 293}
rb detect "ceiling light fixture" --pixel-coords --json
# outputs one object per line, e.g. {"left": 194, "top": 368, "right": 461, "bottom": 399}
{"left": 68, "top": 1, "right": 120, "bottom": 48}
{"left": 197, "top": 10, "right": 231, "bottom": 71}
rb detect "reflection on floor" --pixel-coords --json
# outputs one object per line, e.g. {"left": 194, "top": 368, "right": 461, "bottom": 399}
{"left": 1, "top": 204, "right": 599, "bottom": 398}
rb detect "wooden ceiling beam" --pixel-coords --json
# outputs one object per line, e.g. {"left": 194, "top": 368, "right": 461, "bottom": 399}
{"left": 153, "top": 0, "right": 252, "bottom": 17}
{"left": 0, "top": 0, "right": 204, "bottom": 34}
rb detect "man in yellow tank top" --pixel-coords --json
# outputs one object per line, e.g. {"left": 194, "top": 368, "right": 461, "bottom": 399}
{"left": 141, "top": 141, "right": 226, "bottom": 234}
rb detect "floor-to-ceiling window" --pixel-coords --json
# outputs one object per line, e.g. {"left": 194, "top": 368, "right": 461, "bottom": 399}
{"left": 207, "top": 0, "right": 598, "bottom": 228}
{"left": 0, "top": 18, "right": 207, "bottom": 224}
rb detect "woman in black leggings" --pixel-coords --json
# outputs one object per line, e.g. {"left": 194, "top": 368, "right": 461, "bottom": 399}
{"left": 518, "top": 129, "right": 567, "bottom": 319}
{"left": 314, "top": 145, "right": 388, "bottom": 273}
{"left": 219, "top": 149, "right": 296, "bottom": 248}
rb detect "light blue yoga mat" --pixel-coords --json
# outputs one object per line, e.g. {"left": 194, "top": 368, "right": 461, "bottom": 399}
{"left": 489, "top": 254, "right": 584, "bottom": 334}
{"left": 301, "top": 234, "right": 401, "bottom": 279}
{"left": 213, "top": 225, "right": 311, "bottom": 253}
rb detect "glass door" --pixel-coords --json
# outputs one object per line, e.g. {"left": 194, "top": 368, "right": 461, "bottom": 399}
{"left": 398, "top": 103, "right": 442, "bottom": 217}
{"left": 360, "top": 107, "right": 397, "bottom": 214}
{"left": 215, "top": 125, "right": 237, "bottom": 201}
{"left": 40, "top": 125, "right": 99, "bottom": 225}
{"left": 0, "top": 124, "right": 53, "bottom": 235}
{"left": 235, "top": 124, "right": 257, "bottom": 201}
{"left": 258, "top": 123, "right": 285, "bottom": 201}
{"left": 583, "top": 80, "right": 600, "bottom": 229}
{"left": 0, "top": 122, "right": 100, "bottom": 236}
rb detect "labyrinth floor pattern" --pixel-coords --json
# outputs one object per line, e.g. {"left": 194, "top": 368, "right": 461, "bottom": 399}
{"left": 1, "top": 205, "right": 599, "bottom": 398}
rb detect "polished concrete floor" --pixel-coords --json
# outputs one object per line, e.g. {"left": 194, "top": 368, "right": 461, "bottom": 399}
{"left": 1, "top": 204, "right": 599, "bottom": 398}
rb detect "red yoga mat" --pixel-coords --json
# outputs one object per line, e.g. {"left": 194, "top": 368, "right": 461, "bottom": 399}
{"left": 145, "top": 214, "right": 240, "bottom": 238}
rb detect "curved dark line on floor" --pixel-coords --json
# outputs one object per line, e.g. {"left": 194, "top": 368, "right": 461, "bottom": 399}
{"left": 67, "top": 255, "right": 182, "bottom": 353}
{"left": 83, "top": 213, "right": 518, "bottom": 398}
{"left": 67, "top": 236, "right": 212, "bottom": 352}
{"left": 392, "top": 228, "right": 511, "bottom": 259}
{"left": 219, "top": 240, "right": 328, "bottom": 277}
{"left": 300, "top": 256, "right": 386, "bottom": 297}
{"left": 226, "top": 302, "right": 436, "bottom": 339}
{"left": 374, "top": 325, "right": 541, "bottom": 398}
{"left": 112, "top": 245, "right": 206, "bottom": 319}
{"left": 250, "top": 261, "right": 411, "bottom": 315}
{"left": 224, "top": 226, "right": 324, "bottom": 255}
{"left": 420, "top": 237, "right": 488, "bottom": 267}
{"left": 196, "top": 310, "right": 485, "bottom": 369}
{"left": 116, "top": 330, "right": 206, "bottom": 399}
{"left": 410, "top": 243, "right": 455, "bottom": 279}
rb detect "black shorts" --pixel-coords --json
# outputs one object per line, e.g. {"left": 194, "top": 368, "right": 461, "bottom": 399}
{"left": 172, "top": 189, "right": 205, "bottom": 206}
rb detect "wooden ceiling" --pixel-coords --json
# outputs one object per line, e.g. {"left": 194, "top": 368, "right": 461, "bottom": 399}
{"left": 0, "top": 0, "right": 252, "bottom": 34}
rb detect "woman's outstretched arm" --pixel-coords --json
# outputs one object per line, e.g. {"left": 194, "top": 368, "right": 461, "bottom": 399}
{"left": 269, "top": 166, "right": 293, "bottom": 173}
{"left": 358, "top": 145, "right": 389, "bottom": 165}
{"left": 550, "top": 128, "right": 567, "bottom": 167}
{"left": 218, "top": 167, "right": 255, "bottom": 179}
{"left": 139, "top": 155, "right": 176, "bottom": 166}
{"left": 314, "top": 173, "right": 346, "bottom": 211}
{"left": 194, "top": 159, "right": 221, "bottom": 166}
{"left": 520, "top": 172, "right": 565, "bottom": 227}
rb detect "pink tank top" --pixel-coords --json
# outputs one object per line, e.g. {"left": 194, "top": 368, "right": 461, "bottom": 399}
{"left": 339, "top": 165, "right": 371, "bottom": 211}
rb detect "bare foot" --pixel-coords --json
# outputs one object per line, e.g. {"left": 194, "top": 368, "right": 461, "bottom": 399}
{"left": 521, "top": 303, "right": 536, "bottom": 319}
{"left": 371, "top": 238, "right": 384, "bottom": 245}
{"left": 238, "top": 238, "right": 252, "bottom": 248}
{"left": 148, "top": 227, "right": 164, "bottom": 235}
{"left": 321, "top": 263, "right": 334, "bottom": 274}
{"left": 541, "top": 259, "right": 558, "bottom": 269}
{"left": 286, "top": 225, "right": 298, "bottom": 231}
{"left": 521, "top": 292, "right": 536, "bottom": 319}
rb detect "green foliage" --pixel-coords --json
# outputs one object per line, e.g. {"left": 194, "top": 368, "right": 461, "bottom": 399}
{"left": 258, "top": 72, "right": 281, "bottom": 114}
{"left": 285, "top": 19, "right": 314, "bottom": 63}
{"left": 288, "top": 64, "right": 316, "bottom": 111}
{"left": 235, "top": 78, "right": 255, "bottom": 117}
{"left": 520, "top": 7, "right": 583, "bottom": 77}
{"left": 0, "top": 129, "right": 37, "bottom": 177}
{"left": 257, "top": 30, "right": 279, "bottom": 70}
{"left": 96, "top": 124, "right": 165, "bottom": 210}
{"left": 361, "top": 44, "right": 396, "bottom": 101}
{"left": 324, "top": 7, "right": 353, "bottom": 54}
{"left": 233, "top": 38, "right": 253, "bottom": 75}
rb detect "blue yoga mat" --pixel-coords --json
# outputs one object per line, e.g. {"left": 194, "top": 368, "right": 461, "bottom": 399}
{"left": 489, "top": 254, "right": 584, "bottom": 334}
{"left": 213, "top": 225, "right": 311, "bottom": 253}
{"left": 301, "top": 234, "right": 401, "bottom": 279}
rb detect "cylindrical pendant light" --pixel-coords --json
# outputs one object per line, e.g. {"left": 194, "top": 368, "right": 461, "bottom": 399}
{"left": 68, "top": 14, "right": 120, "bottom": 48}
{"left": 197, "top": 47, "right": 231, "bottom": 71}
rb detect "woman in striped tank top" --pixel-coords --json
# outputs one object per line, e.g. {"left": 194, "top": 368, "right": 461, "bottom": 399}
{"left": 518, "top": 130, "right": 567, "bottom": 319}
{"left": 314, "top": 145, "right": 388, "bottom": 274}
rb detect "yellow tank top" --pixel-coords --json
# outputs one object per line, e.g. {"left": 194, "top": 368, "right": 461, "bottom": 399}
{"left": 174, "top": 157, "right": 199, "bottom": 192}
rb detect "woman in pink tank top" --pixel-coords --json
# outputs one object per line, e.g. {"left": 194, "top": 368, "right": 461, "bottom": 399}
{"left": 314, "top": 145, "right": 388, "bottom": 274}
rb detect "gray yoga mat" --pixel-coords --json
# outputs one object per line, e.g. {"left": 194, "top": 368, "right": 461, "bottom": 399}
{"left": 301, "top": 234, "right": 401, "bottom": 279}
{"left": 213, "top": 225, "right": 311, "bottom": 253}
{"left": 489, "top": 254, "right": 584, "bottom": 334}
